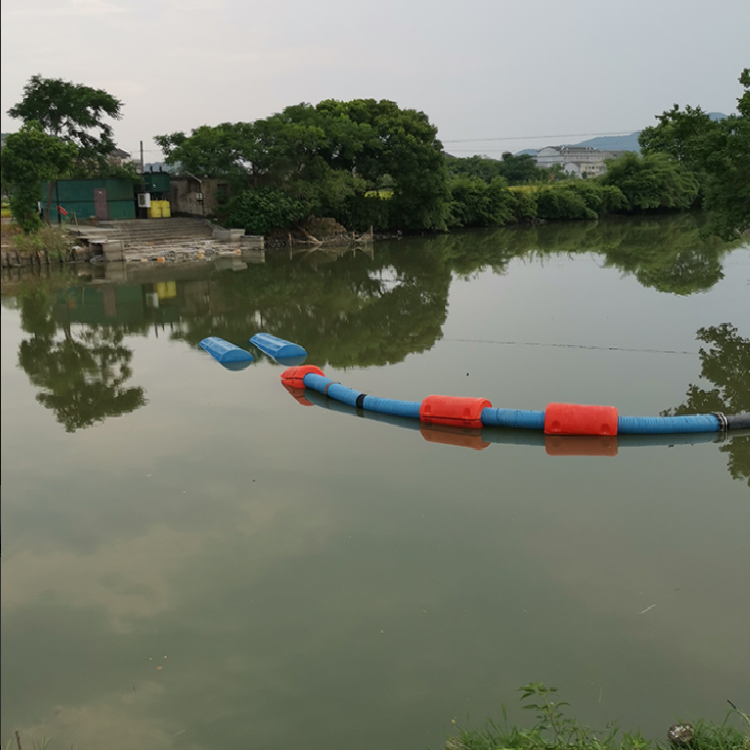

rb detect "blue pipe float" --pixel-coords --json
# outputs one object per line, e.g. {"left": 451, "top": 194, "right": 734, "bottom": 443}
{"left": 199, "top": 337, "right": 254, "bottom": 370}
{"left": 301, "top": 386, "right": 736, "bottom": 453}
{"left": 281, "top": 365, "right": 750, "bottom": 438}
{"left": 250, "top": 333, "right": 307, "bottom": 365}
{"left": 297, "top": 383, "right": 748, "bottom": 456}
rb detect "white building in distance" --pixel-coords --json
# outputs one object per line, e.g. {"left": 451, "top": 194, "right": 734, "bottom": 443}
{"left": 535, "top": 146, "right": 626, "bottom": 177}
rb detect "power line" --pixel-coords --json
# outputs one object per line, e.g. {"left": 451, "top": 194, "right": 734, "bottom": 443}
{"left": 126, "top": 131, "right": 640, "bottom": 154}
{"left": 443, "top": 338, "right": 694, "bottom": 356}
{"left": 442, "top": 130, "right": 640, "bottom": 144}
{"left": 447, "top": 148, "right": 535, "bottom": 153}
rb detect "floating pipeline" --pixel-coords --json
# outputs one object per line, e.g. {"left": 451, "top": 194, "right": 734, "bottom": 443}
{"left": 200, "top": 337, "right": 254, "bottom": 370}
{"left": 280, "top": 366, "right": 750, "bottom": 447}
{"left": 298, "top": 385, "right": 749, "bottom": 456}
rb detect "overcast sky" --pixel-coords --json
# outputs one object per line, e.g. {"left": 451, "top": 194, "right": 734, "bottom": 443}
{"left": 2, "top": 0, "right": 748, "bottom": 160}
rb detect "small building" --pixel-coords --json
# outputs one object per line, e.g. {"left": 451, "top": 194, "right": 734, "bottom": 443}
{"left": 142, "top": 171, "right": 171, "bottom": 201}
{"left": 109, "top": 147, "right": 132, "bottom": 166}
{"left": 535, "top": 146, "right": 620, "bottom": 178}
{"left": 168, "top": 176, "right": 228, "bottom": 216}
{"left": 41, "top": 178, "right": 137, "bottom": 222}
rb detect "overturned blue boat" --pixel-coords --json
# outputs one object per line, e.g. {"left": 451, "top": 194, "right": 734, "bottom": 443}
{"left": 250, "top": 333, "right": 307, "bottom": 365}
{"left": 199, "top": 337, "right": 254, "bottom": 370}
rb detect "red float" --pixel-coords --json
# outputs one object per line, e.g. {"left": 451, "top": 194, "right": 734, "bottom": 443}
{"left": 420, "top": 424, "right": 490, "bottom": 451}
{"left": 280, "top": 365, "right": 325, "bottom": 389}
{"left": 544, "top": 435, "right": 618, "bottom": 457}
{"left": 544, "top": 402, "right": 618, "bottom": 436}
{"left": 281, "top": 382, "right": 314, "bottom": 406}
{"left": 420, "top": 395, "right": 492, "bottom": 429}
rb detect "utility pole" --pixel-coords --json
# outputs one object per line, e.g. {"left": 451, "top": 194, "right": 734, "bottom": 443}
{"left": 140, "top": 140, "right": 146, "bottom": 218}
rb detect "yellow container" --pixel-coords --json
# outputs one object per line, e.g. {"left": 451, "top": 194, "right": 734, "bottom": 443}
{"left": 148, "top": 203, "right": 163, "bottom": 219}
{"left": 161, "top": 200, "right": 171, "bottom": 218}
{"left": 156, "top": 280, "right": 177, "bottom": 300}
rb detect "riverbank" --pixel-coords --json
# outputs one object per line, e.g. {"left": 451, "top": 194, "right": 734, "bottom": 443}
{"left": 443, "top": 684, "right": 749, "bottom": 750}
{"left": 0, "top": 215, "right": 378, "bottom": 268}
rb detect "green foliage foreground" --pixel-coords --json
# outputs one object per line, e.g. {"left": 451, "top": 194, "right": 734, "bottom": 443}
{"left": 447, "top": 684, "right": 750, "bottom": 750}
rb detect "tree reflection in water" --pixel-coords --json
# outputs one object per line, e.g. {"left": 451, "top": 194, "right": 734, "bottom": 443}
{"left": 8, "top": 215, "right": 744, "bottom": 439}
{"left": 663, "top": 324, "right": 750, "bottom": 486}
{"left": 16, "top": 281, "right": 147, "bottom": 432}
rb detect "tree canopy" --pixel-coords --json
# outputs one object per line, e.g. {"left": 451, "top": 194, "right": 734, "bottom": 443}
{"left": 2, "top": 122, "right": 78, "bottom": 231}
{"left": 8, "top": 74, "right": 123, "bottom": 163}
{"left": 5, "top": 75, "right": 126, "bottom": 227}
{"left": 156, "top": 99, "right": 449, "bottom": 232}
{"left": 637, "top": 68, "right": 750, "bottom": 237}
{"left": 600, "top": 152, "right": 699, "bottom": 212}
{"left": 639, "top": 104, "right": 718, "bottom": 165}
{"left": 446, "top": 152, "right": 547, "bottom": 185}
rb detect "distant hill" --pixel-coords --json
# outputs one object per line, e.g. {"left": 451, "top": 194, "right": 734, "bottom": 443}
{"left": 573, "top": 132, "right": 642, "bottom": 151}
{"left": 515, "top": 131, "right": 641, "bottom": 157}
{"left": 514, "top": 113, "right": 729, "bottom": 157}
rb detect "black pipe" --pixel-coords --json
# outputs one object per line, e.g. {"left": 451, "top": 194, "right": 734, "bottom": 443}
{"left": 727, "top": 412, "right": 750, "bottom": 430}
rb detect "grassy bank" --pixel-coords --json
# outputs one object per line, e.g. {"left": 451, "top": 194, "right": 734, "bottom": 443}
{"left": 443, "top": 685, "right": 749, "bottom": 750}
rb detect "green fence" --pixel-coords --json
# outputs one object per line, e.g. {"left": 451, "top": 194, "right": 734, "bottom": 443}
{"left": 40, "top": 179, "right": 137, "bottom": 222}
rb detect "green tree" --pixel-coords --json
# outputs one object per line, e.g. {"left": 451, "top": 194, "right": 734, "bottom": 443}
{"left": 446, "top": 154, "right": 504, "bottom": 181}
{"left": 155, "top": 122, "right": 257, "bottom": 186}
{"left": 1, "top": 122, "right": 77, "bottom": 231}
{"left": 7, "top": 75, "right": 123, "bottom": 217}
{"left": 499, "top": 151, "right": 546, "bottom": 184}
{"left": 445, "top": 152, "right": 547, "bottom": 186}
{"left": 600, "top": 152, "right": 699, "bottom": 211}
{"left": 699, "top": 69, "right": 750, "bottom": 237}
{"left": 156, "top": 99, "right": 450, "bottom": 232}
{"left": 535, "top": 185, "right": 598, "bottom": 220}
{"left": 8, "top": 75, "right": 122, "bottom": 162}
{"left": 448, "top": 176, "right": 515, "bottom": 228}
{"left": 637, "top": 69, "right": 750, "bottom": 237}
{"left": 222, "top": 187, "right": 306, "bottom": 235}
{"left": 639, "top": 104, "right": 719, "bottom": 164}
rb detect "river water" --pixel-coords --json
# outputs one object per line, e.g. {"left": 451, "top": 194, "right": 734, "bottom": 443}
{"left": 1, "top": 215, "right": 748, "bottom": 749}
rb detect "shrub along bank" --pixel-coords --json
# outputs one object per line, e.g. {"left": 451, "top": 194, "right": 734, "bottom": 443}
{"left": 446, "top": 179, "right": 633, "bottom": 229}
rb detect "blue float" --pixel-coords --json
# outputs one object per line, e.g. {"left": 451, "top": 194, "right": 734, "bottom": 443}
{"left": 250, "top": 333, "right": 307, "bottom": 363}
{"left": 218, "top": 360, "right": 254, "bottom": 372}
{"left": 199, "top": 337, "right": 254, "bottom": 367}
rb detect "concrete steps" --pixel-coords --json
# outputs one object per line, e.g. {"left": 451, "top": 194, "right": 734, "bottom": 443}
{"left": 74, "top": 218, "right": 214, "bottom": 248}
